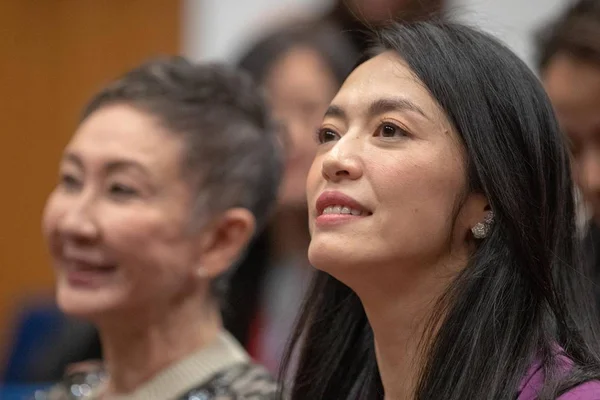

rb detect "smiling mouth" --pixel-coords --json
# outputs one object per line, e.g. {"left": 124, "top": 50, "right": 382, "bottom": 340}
{"left": 314, "top": 190, "right": 373, "bottom": 226}
{"left": 62, "top": 260, "right": 117, "bottom": 287}
{"left": 321, "top": 205, "right": 371, "bottom": 216}
{"left": 66, "top": 261, "right": 116, "bottom": 271}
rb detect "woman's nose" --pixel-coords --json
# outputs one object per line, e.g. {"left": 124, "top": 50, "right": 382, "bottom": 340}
{"left": 57, "top": 196, "right": 100, "bottom": 243}
{"left": 321, "top": 138, "right": 363, "bottom": 183}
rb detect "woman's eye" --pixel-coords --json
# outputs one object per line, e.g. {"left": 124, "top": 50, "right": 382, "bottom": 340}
{"left": 316, "top": 128, "right": 340, "bottom": 144}
{"left": 59, "top": 173, "right": 82, "bottom": 192}
{"left": 377, "top": 123, "right": 407, "bottom": 138}
{"left": 108, "top": 183, "right": 138, "bottom": 198}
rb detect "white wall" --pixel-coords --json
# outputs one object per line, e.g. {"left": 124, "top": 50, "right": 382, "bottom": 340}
{"left": 182, "top": 0, "right": 573, "bottom": 67}
{"left": 182, "top": 0, "right": 334, "bottom": 63}
{"left": 450, "top": 0, "right": 572, "bottom": 68}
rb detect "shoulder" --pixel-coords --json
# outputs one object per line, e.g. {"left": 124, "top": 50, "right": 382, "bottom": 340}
{"left": 559, "top": 380, "right": 600, "bottom": 400}
{"left": 179, "top": 362, "right": 279, "bottom": 400}
{"left": 520, "top": 352, "right": 600, "bottom": 400}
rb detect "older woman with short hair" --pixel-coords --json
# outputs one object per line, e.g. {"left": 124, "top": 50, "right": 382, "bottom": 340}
{"left": 40, "top": 57, "right": 282, "bottom": 399}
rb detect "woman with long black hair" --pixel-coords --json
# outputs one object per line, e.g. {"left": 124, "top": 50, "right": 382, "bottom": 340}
{"left": 282, "top": 21, "right": 600, "bottom": 399}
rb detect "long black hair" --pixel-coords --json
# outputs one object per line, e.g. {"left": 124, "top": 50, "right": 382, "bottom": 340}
{"left": 281, "top": 21, "right": 600, "bottom": 400}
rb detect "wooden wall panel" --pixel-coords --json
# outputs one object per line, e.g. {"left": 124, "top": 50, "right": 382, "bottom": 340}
{"left": 0, "top": 0, "right": 181, "bottom": 367}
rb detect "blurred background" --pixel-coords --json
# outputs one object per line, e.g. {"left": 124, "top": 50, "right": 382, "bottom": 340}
{"left": 0, "top": 0, "right": 573, "bottom": 395}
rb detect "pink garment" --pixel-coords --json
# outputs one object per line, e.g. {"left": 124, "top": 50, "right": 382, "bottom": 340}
{"left": 518, "top": 356, "right": 600, "bottom": 399}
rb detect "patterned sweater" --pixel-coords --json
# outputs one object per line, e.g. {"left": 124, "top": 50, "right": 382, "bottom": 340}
{"left": 37, "top": 331, "right": 278, "bottom": 400}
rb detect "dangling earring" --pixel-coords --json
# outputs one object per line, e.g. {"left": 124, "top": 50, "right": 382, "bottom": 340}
{"left": 471, "top": 211, "right": 494, "bottom": 239}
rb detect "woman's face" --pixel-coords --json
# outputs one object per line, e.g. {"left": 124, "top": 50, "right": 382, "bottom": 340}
{"left": 42, "top": 104, "right": 205, "bottom": 320}
{"left": 265, "top": 46, "right": 338, "bottom": 210}
{"left": 307, "top": 51, "right": 480, "bottom": 276}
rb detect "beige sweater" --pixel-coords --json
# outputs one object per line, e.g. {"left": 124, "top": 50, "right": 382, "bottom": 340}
{"left": 44, "top": 331, "right": 276, "bottom": 400}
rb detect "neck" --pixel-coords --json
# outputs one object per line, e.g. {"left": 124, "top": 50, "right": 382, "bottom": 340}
{"left": 97, "top": 293, "right": 221, "bottom": 395}
{"left": 270, "top": 206, "right": 310, "bottom": 264}
{"left": 347, "top": 257, "right": 462, "bottom": 400}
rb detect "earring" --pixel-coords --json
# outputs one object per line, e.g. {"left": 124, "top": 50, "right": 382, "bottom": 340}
{"left": 471, "top": 211, "right": 494, "bottom": 239}
{"left": 196, "top": 266, "right": 210, "bottom": 278}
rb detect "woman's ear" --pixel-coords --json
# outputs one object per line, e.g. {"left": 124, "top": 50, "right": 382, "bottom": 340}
{"left": 458, "top": 192, "right": 492, "bottom": 241}
{"left": 193, "top": 208, "right": 256, "bottom": 279}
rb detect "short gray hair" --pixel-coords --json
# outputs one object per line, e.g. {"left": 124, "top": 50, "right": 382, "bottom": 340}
{"left": 82, "top": 57, "right": 283, "bottom": 297}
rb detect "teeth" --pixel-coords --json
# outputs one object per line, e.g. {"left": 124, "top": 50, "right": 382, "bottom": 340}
{"left": 322, "top": 205, "right": 363, "bottom": 216}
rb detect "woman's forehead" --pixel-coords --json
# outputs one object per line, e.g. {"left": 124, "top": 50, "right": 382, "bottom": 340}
{"left": 332, "top": 51, "right": 449, "bottom": 126}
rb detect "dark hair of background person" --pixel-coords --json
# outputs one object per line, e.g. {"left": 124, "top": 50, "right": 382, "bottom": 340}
{"left": 322, "top": 0, "right": 445, "bottom": 55}
{"left": 223, "top": 21, "right": 357, "bottom": 348}
{"left": 237, "top": 20, "right": 357, "bottom": 88}
{"left": 536, "top": 0, "right": 600, "bottom": 70}
{"left": 280, "top": 21, "right": 600, "bottom": 400}
{"left": 18, "top": 57, "right": 283, "bottom": 383}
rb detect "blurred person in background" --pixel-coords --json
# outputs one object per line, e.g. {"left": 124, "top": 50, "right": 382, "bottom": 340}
{"left": 224, "top": 21, "right": 356, "bottom": 374}
{"left": 538, "top": 0, "right": 600, "bottom": 310}
{"left": 40, "top": 57, "right": 282, "bottom": 399}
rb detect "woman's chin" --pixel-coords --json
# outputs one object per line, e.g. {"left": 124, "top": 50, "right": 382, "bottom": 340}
{"left": 309, "top": 242, "right": 363, "bottom": 274}
{"left": 56, "top": 285, "right": 121, "bottom": 321}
